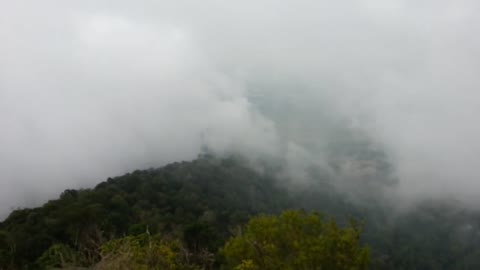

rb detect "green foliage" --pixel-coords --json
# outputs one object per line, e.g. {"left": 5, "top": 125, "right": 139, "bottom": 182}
{"left": 97, "top": 233, "right": 192, "bottom": 270}
{"left": 34, "top": 244, "right": 78, "bottom": 269}
{"left": 0, "top": 230, "right": 13, "bottom": 268}
{"left": 0, "top": 156, "right": 287, "bottom": 268}
{"left": 1, "top": 155, "right": 480, "bottom": 269}
{"left": 222, "top": 210, "right": 370, "bottom": 270}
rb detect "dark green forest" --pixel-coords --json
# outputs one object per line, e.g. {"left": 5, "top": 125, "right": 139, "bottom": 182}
{"left": 1, "top": 154, "right": 480, "bottom": 269}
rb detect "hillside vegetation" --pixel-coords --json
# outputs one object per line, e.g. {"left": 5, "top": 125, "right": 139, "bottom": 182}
{"left": 1, "top": 155, "right": 480, "bottom": 269}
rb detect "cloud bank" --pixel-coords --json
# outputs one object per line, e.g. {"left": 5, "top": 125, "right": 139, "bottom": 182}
{"left": 1, "top": 0, "right": 480, "bottom": 216}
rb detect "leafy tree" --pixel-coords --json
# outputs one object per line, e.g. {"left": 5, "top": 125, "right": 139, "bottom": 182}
{"left": 0, "top": 230, "right": 14, "bottom": 268}
{"left": 96, "top": 233, "right": 200, "bottom": 270}
{"left": 221, "top": 210, "right": 370, "bottom": 270}
{"left": 34, "top": 244, "right": 78, "bottom": 269}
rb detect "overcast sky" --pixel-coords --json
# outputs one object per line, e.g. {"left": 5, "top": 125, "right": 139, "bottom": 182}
{"left": 1, "top": 0, "right": 480, "bottom": 216}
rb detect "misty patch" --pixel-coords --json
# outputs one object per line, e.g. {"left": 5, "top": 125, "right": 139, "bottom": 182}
{"left": 2, "top": 0, "right": 480, "bottom": 216}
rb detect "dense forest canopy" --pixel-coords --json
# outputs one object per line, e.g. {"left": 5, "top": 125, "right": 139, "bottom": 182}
{"left": 1, "top": 155, "right": 480, "bottom": 269}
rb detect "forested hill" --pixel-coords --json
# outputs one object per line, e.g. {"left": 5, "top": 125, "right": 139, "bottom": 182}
{"left": 0, "top": 155, "right": 288, "bottom": 268}
{"left": 2, "top": 155, "right": 480, "bottom": 269}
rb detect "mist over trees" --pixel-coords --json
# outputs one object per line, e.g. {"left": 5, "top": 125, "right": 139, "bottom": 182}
{"left": 2, "top": 0, "right": 480, "bottom": 214}
{"left": 2, "top": 1, "right": 480, "bottom": 269}
{"left": 2, "top": 156, "right": 480, "bottom": 269}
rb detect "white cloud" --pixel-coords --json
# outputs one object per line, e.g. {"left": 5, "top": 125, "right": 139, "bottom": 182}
{"left": 1, "top": 0, "right": 480, "bottom": 216}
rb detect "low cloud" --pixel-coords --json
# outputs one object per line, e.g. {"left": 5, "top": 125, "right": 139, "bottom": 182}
{"left": 1, "top": 0, "right": 480, "bottom": 216}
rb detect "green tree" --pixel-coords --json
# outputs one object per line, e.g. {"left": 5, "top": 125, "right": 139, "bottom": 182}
{"left": 35, "top": 243, "right": 78, "bottom": 269}
{"left": 221, "top": 210, "right": 370, "bottom": 270}
{"left": 96, "top": 233, "right": 200, "bottom": 270}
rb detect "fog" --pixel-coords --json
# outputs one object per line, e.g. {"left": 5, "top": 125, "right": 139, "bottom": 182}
{"left": 1, "top": 0, "right": 480, "bottom": 217}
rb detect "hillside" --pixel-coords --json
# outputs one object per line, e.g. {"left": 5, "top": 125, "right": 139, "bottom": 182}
{"left": 1, "top": 155, "right": 480, "bottom": 269}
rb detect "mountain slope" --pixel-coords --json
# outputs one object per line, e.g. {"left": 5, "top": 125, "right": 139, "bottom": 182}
{"left": 1, "top": 155, "right": 480, "bottom": 269}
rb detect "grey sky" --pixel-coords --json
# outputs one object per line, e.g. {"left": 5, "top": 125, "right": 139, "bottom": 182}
{"left": 1, "top": 0, "right": 480, "bottom": 216}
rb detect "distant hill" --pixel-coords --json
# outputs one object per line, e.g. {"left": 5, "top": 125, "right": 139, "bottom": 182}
{"left": 1, "top": 154, "right": 480, "bottom": 269}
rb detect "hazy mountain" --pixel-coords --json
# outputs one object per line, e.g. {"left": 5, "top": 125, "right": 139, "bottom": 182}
{"left": 2, "top": 155, "right": 480, "bottom": 269}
